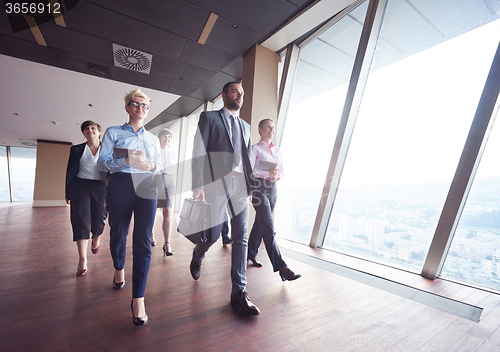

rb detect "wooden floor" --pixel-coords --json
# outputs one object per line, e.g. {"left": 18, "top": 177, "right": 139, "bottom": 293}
{"left": 2, "top": 202, "right": 500, "bottom": 352}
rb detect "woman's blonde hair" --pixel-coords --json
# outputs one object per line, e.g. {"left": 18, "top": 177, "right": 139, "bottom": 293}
{"left": 124, "top": 88, "right": 150, "bottom": 106}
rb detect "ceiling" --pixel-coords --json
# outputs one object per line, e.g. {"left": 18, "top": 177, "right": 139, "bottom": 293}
{"left": 0, "top": 0, "right": 318, "bottom": 147}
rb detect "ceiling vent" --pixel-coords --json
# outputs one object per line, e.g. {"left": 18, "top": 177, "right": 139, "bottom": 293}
{"left": 19, "top": 141, "right": 37, "bottom": 147}
{"left": 112, "top": 44, "right": 152, "bottom": 74}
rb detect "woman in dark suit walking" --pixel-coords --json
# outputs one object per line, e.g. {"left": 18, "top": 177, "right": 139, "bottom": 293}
{"left": 65, "top": 120, "right": 107, "bottom": 276}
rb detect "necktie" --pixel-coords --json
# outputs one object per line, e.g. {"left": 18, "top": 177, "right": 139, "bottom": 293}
{"left": 230, "top": 115, "right": 241, "bottom": 167}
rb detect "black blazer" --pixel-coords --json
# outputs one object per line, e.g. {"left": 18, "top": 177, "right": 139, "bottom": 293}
{"left": 192, "top": 109, "right": 254, "bottom": 195}
{"left": 65, "top": 143, "right": 106, "bottom": 200}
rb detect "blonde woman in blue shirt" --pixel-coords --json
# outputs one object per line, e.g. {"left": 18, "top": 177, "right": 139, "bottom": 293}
{"left": 98, "top": 88, "right": 162, "bottom": 326}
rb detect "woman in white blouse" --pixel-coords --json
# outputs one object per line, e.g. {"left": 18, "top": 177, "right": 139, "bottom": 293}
{"left": 248, "top": 118, "right": 301, "bottom": 281}
{"left": 65, "top": 120, "right": 107, "bottom": 276}
{"left": 153, "top": 128, "right": 177, "bottom": 256}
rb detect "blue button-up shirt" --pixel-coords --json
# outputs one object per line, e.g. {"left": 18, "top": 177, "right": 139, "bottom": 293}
{"left": 98, "top": 123, "right": 162, "bottom": 174}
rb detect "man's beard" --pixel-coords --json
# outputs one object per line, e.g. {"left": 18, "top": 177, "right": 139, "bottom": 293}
{"left": 226, "top": 99, "right": 241, "bottom": 111}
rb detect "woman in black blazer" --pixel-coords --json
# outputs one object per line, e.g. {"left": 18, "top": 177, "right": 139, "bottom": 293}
{"left": 66, "top": 120, "right": 107, "bottom": 276}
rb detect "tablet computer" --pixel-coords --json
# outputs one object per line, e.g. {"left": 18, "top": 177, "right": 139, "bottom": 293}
{"left": 258, "top": 160, "right": 277, "bottom": 171}
{"left": 113, "top": 147, "right": 134, "bottom": 159}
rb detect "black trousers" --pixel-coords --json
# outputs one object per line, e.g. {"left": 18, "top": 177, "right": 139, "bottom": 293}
{"left": 106, "top": 172, "right": 157, "bottom": 298}
{"left": 69, "top": 177, "right": 106, "bottom": 242}
{"left": 248, "top": 179, "right": 286, "bottom": 272}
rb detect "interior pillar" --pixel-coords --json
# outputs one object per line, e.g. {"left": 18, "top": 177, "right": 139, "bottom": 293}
{"left": 241, "top": 44, "right": 280, "bottom": 144}
{"left": 33, "top": 140, "right": 71, "bottom": 207}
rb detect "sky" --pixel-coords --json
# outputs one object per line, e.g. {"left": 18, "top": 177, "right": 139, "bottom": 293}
{"left": 281, "top": 18, "right": 500, "bottom": 189}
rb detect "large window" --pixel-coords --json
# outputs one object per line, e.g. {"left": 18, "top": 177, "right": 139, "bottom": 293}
{"left": 274, "top": 1, "right": 369, "bottom": 244}
{"left": 322, "top": 1, "right": 500, "bottom": 272}
{"left": 177, "top": 106, "right": 203, "bottom": 203}
{"left": 212, "top": 96, "right": 223, "bottom": 111}
{"left": 0, "top": 147, "right": 9, "bottom": 201}
{"left": 441, "top": 113, "right": 500, "bottom": 290}
{"left": 0, "top": 146, "right": 37, "bottom": 202}
{"left": 10, "top": 147, "right": 37, "bottom": 201}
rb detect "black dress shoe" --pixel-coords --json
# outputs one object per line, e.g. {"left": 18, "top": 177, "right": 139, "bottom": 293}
{"left": 248, "top": 256, "right": 263, "bottom": 267}
{"left": 279, "top": 267, "right": 301, "bottom": 282}
{"left": 113, "top": 278, "right": 125, "bottom": 290}
{"left": 222, "top": 234, "right": 232, "bottom": 245}
{"left": 130, "top": 301, "right": 148, "bottom": 326}
{"left": 230, "top": 290, "right": 260, "bottom": 315}
{"left": 190, "top": 258, "right": 201, "bottom": 280}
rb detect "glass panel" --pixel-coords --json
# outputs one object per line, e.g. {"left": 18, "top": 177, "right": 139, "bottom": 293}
{"left": 277, "top": 52, "right": 286, "bottom": 93}
{"left": 323, "top": 0, "right": 500, "bottom": 273}
{"left": 274, "top": 1, "right": 369, "bottom": 245}
{"left": 441, "top": 112, "right": 500, "bottom": 290}
{"left": 177, "top": 106, "right": 203, "bottom": 201}
{"left": 10, "top": 147, "right": 37, "bottom": 201}
{"left": 212, "top": 96, "right": 223, "bottom": 111}
{"left": 0, "top": 147, "right": 9, "bottom": 201}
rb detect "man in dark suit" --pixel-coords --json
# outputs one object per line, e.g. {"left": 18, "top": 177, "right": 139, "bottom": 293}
{"left": 190, "top": 81, "right": 260, "bottom": 315}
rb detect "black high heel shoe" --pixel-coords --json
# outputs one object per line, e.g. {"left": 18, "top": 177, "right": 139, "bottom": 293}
{"left": 151, "top": 232, "right": 156, "bottom": 247}
{"left": 248, "top": 256, "right": 263, "bottom": 267}
{"left": 113, "top": 278, "right": 125, "bottom": 290}
{"left": 163, "top": 242, "right": 173, "bottom": 256}
{"left": 130, "top": 301, "right": 148, "bottom": 326}
{"left": 279, "top": 267, "right": 301, "bottom": 281}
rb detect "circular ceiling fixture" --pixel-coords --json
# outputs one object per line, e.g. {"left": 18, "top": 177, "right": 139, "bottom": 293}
{"left": 112, "top": 44, "right": 152, "bottom": 74}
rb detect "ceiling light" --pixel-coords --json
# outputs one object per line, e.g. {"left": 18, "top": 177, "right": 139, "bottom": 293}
{"left": 198, "top": 12, "right": 218, "bottom": 45}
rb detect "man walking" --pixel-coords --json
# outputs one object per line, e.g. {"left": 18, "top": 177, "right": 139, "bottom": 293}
{"left": 190, "top": 81, "right": 260, "bottom": 315}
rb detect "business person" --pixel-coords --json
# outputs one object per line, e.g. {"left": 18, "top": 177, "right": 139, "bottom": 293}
{"left": 98, "top": 88, "right": 162, "bottom": 326}
{"left": 154, "top": 128, "right": 177, "bottom": 256}
{"left": 248, "top": 118, "right": 301, "bottom": 281}
{"left": 221, "top": 212, "right": 232, "bottom": 246}
{"left": 66, "top": 120, "right": 107, "bottom": 276}
{"left": 190, "top": 81, "right": 260, "bottom": 315}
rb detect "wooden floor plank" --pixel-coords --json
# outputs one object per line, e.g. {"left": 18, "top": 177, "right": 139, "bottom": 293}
{"left": 1, "top": 203, "right": 500, "bottom": 352}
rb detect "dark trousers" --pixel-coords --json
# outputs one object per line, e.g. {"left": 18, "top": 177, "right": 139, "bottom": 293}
{"left": 221, "top": 211, "right": 229, "bottom": 236}
{"left": 69, "top": 177, "right": 106, "bottom": 241}
{"left": 248, "top": 179, "right": 286, "bottom": 272}
{"left": 106, "top": 173, "right": 157, "bottom": 298}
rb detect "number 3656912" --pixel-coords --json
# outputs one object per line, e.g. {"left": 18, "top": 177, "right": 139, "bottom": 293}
{"left": 5, "top": 2, "right": 61, "bottom": 15}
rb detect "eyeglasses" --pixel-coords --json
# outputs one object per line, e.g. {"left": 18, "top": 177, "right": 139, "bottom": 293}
{"left": 128, "top": 101, "right": 150, "bottom": 110}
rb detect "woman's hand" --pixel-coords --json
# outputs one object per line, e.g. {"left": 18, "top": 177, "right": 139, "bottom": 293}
{"left": 125, "top": 149, "right": 145, "bottom": 165}
{"left": 267, "top": 168, "right": 279, "bottom": 182}
{"left": 134, "top": 160, "right": 154, "bottom": 171}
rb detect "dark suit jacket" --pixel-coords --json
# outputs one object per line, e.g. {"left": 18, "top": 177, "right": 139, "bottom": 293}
{"left": 65, "top": 142, "right": 106, "bottom": 200}
{"left": 192, "top": 109, "right": 254, "bottom": 195}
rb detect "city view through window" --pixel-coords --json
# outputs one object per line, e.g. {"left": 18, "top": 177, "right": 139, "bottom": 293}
{"left": 275, "top": 1, "right": 500, "bottom": 291}
{"left": 0, "top": 146, "right": 36, "bottom": 202}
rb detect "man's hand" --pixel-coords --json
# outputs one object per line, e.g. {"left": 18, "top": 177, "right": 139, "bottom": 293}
{"left": 193, "top": 188, "right": 205, "bottom": 201}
